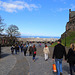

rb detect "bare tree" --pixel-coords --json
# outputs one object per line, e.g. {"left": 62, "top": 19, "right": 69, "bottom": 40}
{"left": 6, "top": 25, "right": 21, "bottom": 37}
{"left": 0, "top": 16, "right": 5, "bottom": 34}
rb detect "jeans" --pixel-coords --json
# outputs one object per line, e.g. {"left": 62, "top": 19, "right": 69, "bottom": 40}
{"left": 33, "top": 54, "right": 36, "bottom": 60}
{"left": 15, "top": 49, "right": 17, "bottom": 54}
{"left": 55, "top": 59, "right": 63, "bottom": 75}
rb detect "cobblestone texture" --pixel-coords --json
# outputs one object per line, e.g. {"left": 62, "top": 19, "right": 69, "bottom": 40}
{"left": 26, "top": 56, "right": 69, "bottom": 75}
{"left": 0, "top": 44, "right": 72, "bottom": 75}
{"left": 0, "top": 47, "right": 17, "bottom": 75}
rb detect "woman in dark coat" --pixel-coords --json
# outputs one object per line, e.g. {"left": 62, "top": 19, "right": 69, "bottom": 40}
{"left": 29, "top": 45, "right": 32, "bottom": 56}
{"left": 67, "top": 43, "right": 75, "bottom": 75}
{"left": 32, "top": 44, "right": 37, "bottom": 62}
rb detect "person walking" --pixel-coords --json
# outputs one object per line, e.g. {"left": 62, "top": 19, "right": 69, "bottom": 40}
{"left": 20, "top": 44, "right": 23, "bottom": 52}
{"left": 17, "top": 45, "right": 19, "bottom": 52}
{"left": 67, "top": 43, "right": 75, "bottom": 75}
{"left": 29, "top": 45, "right": 32, "bottom": 56}
{"left": 15, "top": 44, "right": 18, "bottom": 54}
{"left": 52, "top": 39, "right": 66, "bottom": 75}
{"left": 32, "top": 44, "right": 37, "bottom": 62}
{"left": 23, "top": 45, "right": 27, "bottom": 56}
{"left": 11, "top": 45, "right": 14, "bottom": 54}
{"left": 43, "top": 44, "right": 50, "bottom": 61}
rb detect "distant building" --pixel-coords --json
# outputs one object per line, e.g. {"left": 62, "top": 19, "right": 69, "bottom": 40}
{"left": 66, "top": 9, "right": 75, "bottom": 31}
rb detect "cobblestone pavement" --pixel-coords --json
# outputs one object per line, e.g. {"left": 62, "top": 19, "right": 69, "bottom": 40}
{"left": 0, "top": 46, "right": 71, "bottom": 75}
{"left": 26, "top": 56, "right": 70, "bottom": 75}
{"left": 8, "top": 53, "right": 29, "bottom": 75}
{"left": 0, "top": 47, "right": 17, "bottom": 75}
{"left": 0, "top": 47, "right": 29, "bottom": 75}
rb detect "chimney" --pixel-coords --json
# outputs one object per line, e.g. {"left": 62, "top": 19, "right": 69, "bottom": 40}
{"left": 69, "top": 9, "right": 71, "bottom": 21}
{"left": 69, "top": 9, "right": 71, "bottom": 12}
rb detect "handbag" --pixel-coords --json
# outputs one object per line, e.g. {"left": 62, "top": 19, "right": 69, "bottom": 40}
{"left": 53, "top": 61, "right": 57, "bottom": 72}
{"left": 34, "top": 51, "right": 36, "bottom": 54}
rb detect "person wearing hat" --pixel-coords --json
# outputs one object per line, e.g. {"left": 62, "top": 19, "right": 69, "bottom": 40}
{"left": 52, "top": 39, "right": 67, "bottom": 75}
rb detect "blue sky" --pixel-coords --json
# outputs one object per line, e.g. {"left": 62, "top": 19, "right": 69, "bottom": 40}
{"left": 0, "top": 0, "right": 75, "bottom": 37}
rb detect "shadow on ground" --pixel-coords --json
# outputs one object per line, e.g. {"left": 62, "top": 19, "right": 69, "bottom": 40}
{"left": 1, "top": 53, "right": 10, "bottom": 58}
{"left": 63, "top": 65, "right": 69, "bottom": 74}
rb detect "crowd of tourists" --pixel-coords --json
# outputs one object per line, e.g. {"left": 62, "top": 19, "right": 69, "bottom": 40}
{"left": 0, "top": 39, "right": 75, "bottom": 75}
{"left": 10, "top": 43, "right": 37, "bottom": 62}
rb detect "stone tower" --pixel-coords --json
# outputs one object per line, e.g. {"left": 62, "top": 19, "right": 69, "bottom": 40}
{"left": 66, "top": 9, "right": 75, "bottom": 31}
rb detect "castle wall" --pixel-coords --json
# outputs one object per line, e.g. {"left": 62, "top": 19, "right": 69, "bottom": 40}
{"left": 66, "top": 9, "right": 75, "bottom": 31}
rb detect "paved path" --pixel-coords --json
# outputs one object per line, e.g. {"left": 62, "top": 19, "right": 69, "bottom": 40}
{"left": 0, "top": 47, "right": 29, "bottom": 75}
{"left": 8, "top": 53, "right": 29, "bottom": 75}
{"left": 0, "top": 47, "right": 70, "bottom": 75}
{"left": 26, "top": 56, "right": 69, "bottom": 75}
{"left": 0, "top": 47, "right": 17, "bottom": 75}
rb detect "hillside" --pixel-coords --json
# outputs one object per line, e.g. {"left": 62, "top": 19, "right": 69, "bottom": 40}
{"left": 51, "top": 31, "right": 75, "bottom": 47}
{"left": 61, "top": 31, "right": 75, "bottom": 47}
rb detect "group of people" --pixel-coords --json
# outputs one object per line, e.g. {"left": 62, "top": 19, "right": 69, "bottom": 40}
{"left": 43, "top": 39, "right": 75, "bottom": 75}
{"left": 0, "top": 40, "right": 74, "bottom": 75}
{"left": 22, "top": 44, "right": 37, "bottom": 62}
{"left": 11, "top": 44, "right": 22, "bottom": 54}
{"left": 52, "top": 39, "right": 75, "bottom": 75}
{"left": 11, "top": 44, "right": 37, "bottom": 62}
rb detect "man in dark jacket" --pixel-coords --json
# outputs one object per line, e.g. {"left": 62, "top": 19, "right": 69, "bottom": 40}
{"left": 52, "top": 39, "right": 66, "bottom": 75}
{"left": 23, "top": 45, "right": 27, "bottom": 56}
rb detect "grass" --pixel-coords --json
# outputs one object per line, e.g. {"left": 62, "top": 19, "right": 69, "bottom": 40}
{"left": 50, "top": 31, "right": 75, "bottom": 47}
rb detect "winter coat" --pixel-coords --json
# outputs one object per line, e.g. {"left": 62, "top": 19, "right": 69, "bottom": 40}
{"left": 67, "top": 48, "right": 75, "bottom": 64}
{"left": 11, "top": 46, "right": 14, "bottom": 51}
{"left": 23, "top": 47, "right": 27, "bottom": 52}
{"left": 52, "top": 44, "right": 66, "bottom": 60}
{"left": 29, "top": 46, "right": 32, "bottom": 52}
{"left": 43, "top": 47, "right": 50, "bottom": 54}
{"left": 32, "top": 47, "right": 37, "bottom": 55}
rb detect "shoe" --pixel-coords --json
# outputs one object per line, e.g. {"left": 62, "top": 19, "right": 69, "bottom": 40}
{"left": 60, "top": 72, "right": 63, "bottom": 75}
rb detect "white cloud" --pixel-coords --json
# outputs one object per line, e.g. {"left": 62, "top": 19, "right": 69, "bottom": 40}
{"left": 58, "top": 8, "right": 68, "bottom": 11}
{"left": 57, "top": 4, "right": 75, "bottom": 12}
{"left": 70, "top": 4, "right": 75, "bottom": 10}
{"left": 0, "top": 1, "right": 39, "bottom": 12}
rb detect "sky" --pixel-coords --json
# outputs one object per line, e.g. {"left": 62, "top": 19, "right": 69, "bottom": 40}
{"left": 0, "top": 0, "right": 75, "bottom": 37}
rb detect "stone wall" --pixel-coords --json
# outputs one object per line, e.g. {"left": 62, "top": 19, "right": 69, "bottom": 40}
{"left": 61, "top": 9, "right": 75, "bottom": 39}
{"left": 66, "top": 9, "right": 75, "bottom": 31}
